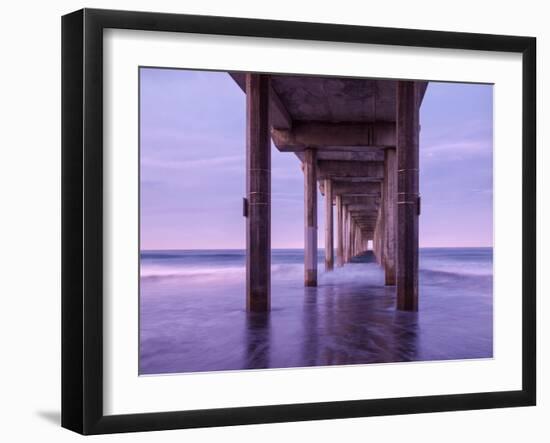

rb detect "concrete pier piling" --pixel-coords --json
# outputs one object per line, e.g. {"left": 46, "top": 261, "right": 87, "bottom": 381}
{"left": 396, "top": 81, "right": 420, "bottom": 311}
{"left": 324, "top": 179, "right": 334, "bottom": 271}
{"left": 304, "top": 148, "right": 318, "bottom": 286}
{"left": 336, "top": 194, "right": 344, "bottom": 267}
{"left": 245, "top": 74, "right": 271, "bottom": 312}
{"left": 384, "top": 148, "right": 397, "bottom": 286}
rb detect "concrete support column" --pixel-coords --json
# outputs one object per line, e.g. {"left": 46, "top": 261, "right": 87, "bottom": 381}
{"left": 396, "top": 81, "right": 420, "bottom": 311}
{"left": 384, "top": 148, "right": 397, "bottom": 285}
{"left": 374, "top": 226, "right": 378, "bottom": 260}
{"left": 354, "top": 223, "right": 357, "bottom": 257}
{"left": 345, "top": 208, "right": 351, "bottom": 262}
{"left": 324, "top": 179, "right": 334, "bottom": 271}
{"left": 374, "top": 209, "right": 382, "bottom": 265}
{"left": 376, "top": 205, "right": 385, "bottom": 266}
{"left": 349, "top": 214, "right": 353, "bottom": 260}
{"left": 336, "top": 195, "right": 344, "bottom": 266}
{"left": 246, "top": 73, "right": 271, "bottom": 312}
{"left": 349, "top": 219, "right": 355, "bottom": 259}
{"left": 342, "top": 206, "right": 348, "bottom": 263}
{"left": 380, "top": 182, "right": 386, "bottom": 266}
{"left": 304, "top": 149, "right": 318, "bottom": 286}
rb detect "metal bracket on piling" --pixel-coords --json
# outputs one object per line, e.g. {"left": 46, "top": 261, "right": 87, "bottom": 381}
{"left": 243, "top": 198, "right": 248, "bottom": 217}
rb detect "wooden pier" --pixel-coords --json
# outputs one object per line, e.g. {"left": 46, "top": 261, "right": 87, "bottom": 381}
{"left": 232, "top": 73, "right": 427, "bottom": 312}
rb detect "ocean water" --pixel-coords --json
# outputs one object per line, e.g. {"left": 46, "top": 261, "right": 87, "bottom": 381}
{"left": 139, "top": 248, "right": 493, "bottom": 375}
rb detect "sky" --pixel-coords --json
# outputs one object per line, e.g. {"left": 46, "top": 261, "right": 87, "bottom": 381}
{"left": 140, "top": 68, "right": 493, "bottom": 250}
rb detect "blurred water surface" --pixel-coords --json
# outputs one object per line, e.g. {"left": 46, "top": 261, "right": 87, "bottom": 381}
{"left": 139, "top": 248, "right": 493, "bottom": 374}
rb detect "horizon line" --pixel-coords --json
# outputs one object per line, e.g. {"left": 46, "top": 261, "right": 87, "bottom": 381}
{"left": 141, "top": 245, "right": 493, "bottom": 251}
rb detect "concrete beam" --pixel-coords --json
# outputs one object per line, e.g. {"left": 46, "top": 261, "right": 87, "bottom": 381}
{"left": 296, "top": 150, "right": 385, "bottom": 162}
{"left": 341, "top": 195, "right": 381, "bottom": 205}
{"left": 416, "top": 82, "right": 429, "bottom": 105}
{"left": 317, "top": 160, "right": 384, "bottom": 180}
{"left": 349, "top": 208, "right": 378, "bottom": 214}
{"left": 319, "top": 180, "right": 380, "bottom": 197}
{"left": 351, "top": 223, "right": 377, "bottom": 230}
{"left": 352, "top": 216, "right": 378, "bottom": 221}
{"left": 354, "top": 226, "right": 375, "bottom": 233}
{"left": 340, "top": 192, "right": 381, "bottom": 198}
{"left": 272, "top": 121, "right": 396, "bottom": 151}
{"left": 350, "top": 214, "right": 376, "bottom": 223}
{"left": 355, "top": 226, "right": 377, "bottom": 231}
{"left": 330, "top": 177, "right": 384, "bottom": 183}
{"left": 230, "top": 72, "right": 293, "bottom": 130}
{"left": 351, "top": 221, "right": 377, "bottom": 227}
{"left": 345, "top": 204, "right": 380, "bottom": 212}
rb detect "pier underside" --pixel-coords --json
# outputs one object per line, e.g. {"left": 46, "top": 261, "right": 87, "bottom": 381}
{"left": 232, "top": 73, "right": 428, "bottom": 312}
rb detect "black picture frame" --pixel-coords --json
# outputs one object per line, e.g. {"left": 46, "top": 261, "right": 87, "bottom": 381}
{"left": 62, "top": 8, "right": 537, "bottom": 435}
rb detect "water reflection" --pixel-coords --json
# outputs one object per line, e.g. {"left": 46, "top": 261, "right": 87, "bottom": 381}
{"left": 302, "top": 287, "right": 320, "bottom": 366}
{"left": 299, "top": 278, "right": 419, "bottom": 367}
{"left": 244, "top": 312, "right": 271, "bottom": 369}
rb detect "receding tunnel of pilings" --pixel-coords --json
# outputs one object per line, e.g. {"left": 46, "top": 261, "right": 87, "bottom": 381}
{"left": 232, "top": 72, "right": 426, "bottom": 313}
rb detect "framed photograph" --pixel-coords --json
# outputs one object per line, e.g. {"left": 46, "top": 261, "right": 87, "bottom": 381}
{"left": 61, "top": 8, "right": 536, "bottom": 435}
